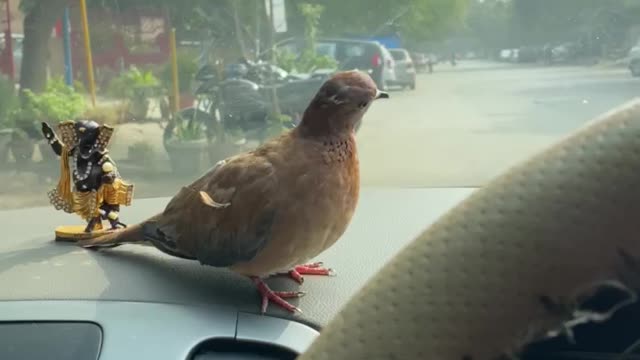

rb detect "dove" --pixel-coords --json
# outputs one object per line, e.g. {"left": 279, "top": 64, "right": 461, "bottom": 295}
{"left": 77, "top": 70, "right": 389, "bottom": 314}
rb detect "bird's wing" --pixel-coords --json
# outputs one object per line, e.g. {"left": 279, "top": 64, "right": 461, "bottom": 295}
{"left": 145, "top": 154, "right": 280, "bottom": 268}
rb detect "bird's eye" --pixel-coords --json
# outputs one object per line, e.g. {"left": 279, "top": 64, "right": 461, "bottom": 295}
{"left": 358, "top": 101, "right": 368, "bottom": 109}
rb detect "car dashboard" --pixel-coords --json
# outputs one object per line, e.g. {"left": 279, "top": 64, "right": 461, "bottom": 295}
{"left": 0, "top": 187, "right": 476, "bottom": 359}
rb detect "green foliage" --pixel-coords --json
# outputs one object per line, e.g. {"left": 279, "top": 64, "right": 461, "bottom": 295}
{"left": 266, "top": 113, "right": 292, "bottom": 139}
{"left": 173, "top": 113, "right": 205, "bottom": 141}
{"left": 107, "top": 66, "right": 160, "bottom": 99}
{"left": 275, "top": 3, "right": 337, "bottom": 73}
{"left": 510, "top": 0, "right": 640, "bottom": 46}
{"left": 289, "top": 0, "right": 467, "bottom": 43}
{"left": 159, "top": 51, "right": 199, "bottom": 94}
{"left": 275, "top": 50, "right": 298, "bottom": 73}
{"left": 73, "top": 80, "right": 88, "bottom": 94}
{"left": 464, "top": 0, "right": 513, "bottom": 50}
{"left": 107, "top": 67, "right": 160, "bottom": 120}
{"left": 0, "top": 76, "right": 18, "bottom": 129}
{"left": 13, "top": 77, "right": 86, "bottom": 126}
{"left": 276, "top": 49, "right": 337, "bottom": 73}
{"left": 83, "top": 103, "right": 128, "bottom": 126}
{"left": 298, "top": 3, "right": 324, "bottom": 53}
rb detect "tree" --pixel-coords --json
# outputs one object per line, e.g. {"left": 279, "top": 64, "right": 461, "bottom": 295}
{"left": 19, "top": 0, "right": 70, "bottom": 93}
{"left": 298, "top": 3, "right": 323, "bottom": 52}
{"left": 17, "top": 0, "right": 469, "bottom": 95}
{"left": 464, "top": 0, "right": 513, "bottom": 54}
{"left": 287, "top": 0, "right": 468, "bottom": 44}
{"left": 510, "top": 0, "right": 640, "bottom": 46}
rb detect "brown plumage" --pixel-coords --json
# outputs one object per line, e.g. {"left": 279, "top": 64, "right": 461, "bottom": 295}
{"left": 77, "top": 70, "right": 389, "bottom": 313}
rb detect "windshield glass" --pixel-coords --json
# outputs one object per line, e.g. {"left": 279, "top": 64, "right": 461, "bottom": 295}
{"left": 1, "top": 0, "right": 638, "bottom": 212}
{"left": 390, "top": 50, "right": 406, "bottom": 61}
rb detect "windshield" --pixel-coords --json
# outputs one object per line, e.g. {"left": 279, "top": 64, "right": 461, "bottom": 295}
{"left": 390, "top": 50, "right": 407, "bottom": 61}
{"left": 1, "top": 0, "right": 639, "bottom": 213}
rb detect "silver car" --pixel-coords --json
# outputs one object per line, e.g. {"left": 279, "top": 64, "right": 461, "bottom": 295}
{"left": 389, "top": 48, "right": 416, "bottom": 90}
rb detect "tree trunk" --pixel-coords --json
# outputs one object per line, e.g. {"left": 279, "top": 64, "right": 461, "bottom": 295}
{"left": 230, "top": 0, "right": 248, "bottom": 59}
{"left": 19, "top": 0, "right": 69, "bottom": 93}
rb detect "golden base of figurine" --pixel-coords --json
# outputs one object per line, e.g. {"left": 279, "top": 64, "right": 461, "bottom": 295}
{"left": 54, "top": 225, "right": 110, "bottom": 242}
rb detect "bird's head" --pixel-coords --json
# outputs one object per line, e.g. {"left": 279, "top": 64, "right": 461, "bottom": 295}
{"left": 298, "top": 70, "right": 389, "bottom": 137}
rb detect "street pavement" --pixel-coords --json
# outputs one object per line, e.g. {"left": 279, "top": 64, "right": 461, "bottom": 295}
{"left": 2, "top": 60, "right": 639, "bottom": 209}
{"left": 356, "top": 60, "right": 639, "bottom": 187}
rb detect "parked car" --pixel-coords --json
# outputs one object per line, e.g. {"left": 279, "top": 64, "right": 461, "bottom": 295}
{"left": 388, "top": 48, "right": 416, "bottom": 90}
{"left": 499, "top": 49, "right": 512, "bottom": 62}
{"left": 550, "top": 42, "right": 578, "bottom": 64}
{"left": 517, "top": 46, "right": 541, "bottom": 63}
{"left": 628, "top": 41, "right": 640, "bottom": 77}
{"left": 277, "top": 37, "right": 397, "bottom": 90}
{"left": 410, "top": 52, "right": 429, "bottom": 73}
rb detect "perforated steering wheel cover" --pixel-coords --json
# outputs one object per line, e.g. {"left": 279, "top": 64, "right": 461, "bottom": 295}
{"left": 299, "top": 99, "right": 640, "bottom": 360}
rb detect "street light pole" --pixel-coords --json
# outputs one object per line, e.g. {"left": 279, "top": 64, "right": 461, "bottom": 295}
{"left": 4, "top": 0, "right": 15, "bottom": 81}
{"left": 79, "top": 0, "right": 96, "bottom": 107}
{"left": 62, "top": 7, "right": 73, "bottom": 87}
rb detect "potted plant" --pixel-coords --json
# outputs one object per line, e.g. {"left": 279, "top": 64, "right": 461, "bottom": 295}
{"left": 159, "top": 50, "right": 199, "bottom": 109}
{"left": 163, "top": 111, "right": 210, "bottom": 175}
{"left": 13, "top": 77, "right": 86, "bottom": 163}
{"left": 107, "top": 66, "right": 160, "bottom": 121}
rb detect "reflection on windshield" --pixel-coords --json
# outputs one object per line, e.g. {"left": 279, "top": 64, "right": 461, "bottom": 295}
{"left": 1, "top": 0, "right": 640, "bottom": 211}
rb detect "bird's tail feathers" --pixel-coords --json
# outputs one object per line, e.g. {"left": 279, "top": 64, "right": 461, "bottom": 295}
{"left": 77, "top": 214, "right": 161, "bottom": 248}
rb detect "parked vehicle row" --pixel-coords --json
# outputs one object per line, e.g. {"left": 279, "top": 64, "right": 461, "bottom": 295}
{"left": 278, "top": 37, "right": 432, "bottom": 92}
{"left": 497, "top": 40, "right": 640, "bottom": 79}
{"left": 163, "top": 37, "right": 436, "bottom": 156}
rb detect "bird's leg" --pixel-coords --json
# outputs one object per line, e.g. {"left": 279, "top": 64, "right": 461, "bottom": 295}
{"left": 275, "top": 262, "right": 337, "bottom": 285}
{"left": 251, "top": 277, "right": 305, "bottom": 314}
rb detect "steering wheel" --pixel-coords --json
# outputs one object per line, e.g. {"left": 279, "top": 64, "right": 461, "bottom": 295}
{"left": 299, "top": 98, "right": 640, "bottom": 359}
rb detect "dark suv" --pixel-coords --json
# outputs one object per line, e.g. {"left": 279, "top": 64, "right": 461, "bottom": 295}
{"left": 278, "top": 37, "right": 396, "bottom": 90}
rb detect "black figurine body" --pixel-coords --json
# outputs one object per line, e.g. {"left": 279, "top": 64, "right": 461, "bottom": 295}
{"left": 42, "top": 120, "right": 134, "bottom": 235}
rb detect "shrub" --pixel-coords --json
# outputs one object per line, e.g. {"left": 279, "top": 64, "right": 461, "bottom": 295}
{"left": 0, "top": 75, "right": 17, "bottom": 129}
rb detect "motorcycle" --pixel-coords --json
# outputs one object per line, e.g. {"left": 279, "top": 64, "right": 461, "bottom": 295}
{"left": 163, "top": 60, "right": 331, "bottom": 150}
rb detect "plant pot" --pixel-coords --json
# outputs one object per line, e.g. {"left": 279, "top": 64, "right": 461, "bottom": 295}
{"left": 129, "top": 98, "right": 150, "bottom": 121}
{"left": 164, "top": 138, "right": 209, "bottom": 176}
{"left": 0, "top": 129, "right": 13, "bottom": 166}
{"left": 206, "top": 140, "right": 243, "bottom": 165}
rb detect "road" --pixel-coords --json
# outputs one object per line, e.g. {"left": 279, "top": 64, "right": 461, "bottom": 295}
{"left": 357, "top": 60, "right": 639, "bottom": 187}
{"left": 2, "top": 61, "right": 639, "bottom": 209}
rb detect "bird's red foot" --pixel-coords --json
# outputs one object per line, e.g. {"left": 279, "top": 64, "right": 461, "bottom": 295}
{"left": 252, "top": 277, "right": 305, "bottom": 314}
{"left": 285, "top": 262, "right": 336, "bottom": 285}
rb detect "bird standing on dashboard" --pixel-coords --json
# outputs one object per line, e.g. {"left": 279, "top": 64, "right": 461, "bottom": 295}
{"left": 77, "top": 70, "right": 389, "bottom": 313}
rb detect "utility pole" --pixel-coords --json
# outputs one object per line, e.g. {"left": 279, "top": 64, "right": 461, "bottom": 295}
{"left": 62, "top": 7, "right": 73, "bottom": 87}
{"left": 4, "top": 0, "right": 14, "bottom": 82}
{"left": 255, "top": 0, "right": 261, "bottom": 58}
{"left": 79, "top": 0, "right": 96, "bottom": 106}
{"left": 264, "top": 0, "right": 281, "bottom": 116}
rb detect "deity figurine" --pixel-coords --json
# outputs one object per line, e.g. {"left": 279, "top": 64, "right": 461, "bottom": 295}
{"left": 41, "top": 120, "right": 134, "bottom": 241}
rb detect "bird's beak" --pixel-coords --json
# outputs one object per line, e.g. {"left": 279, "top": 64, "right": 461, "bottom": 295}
{"left": 375, "top": 89, "right": 390, "bottom": 99}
